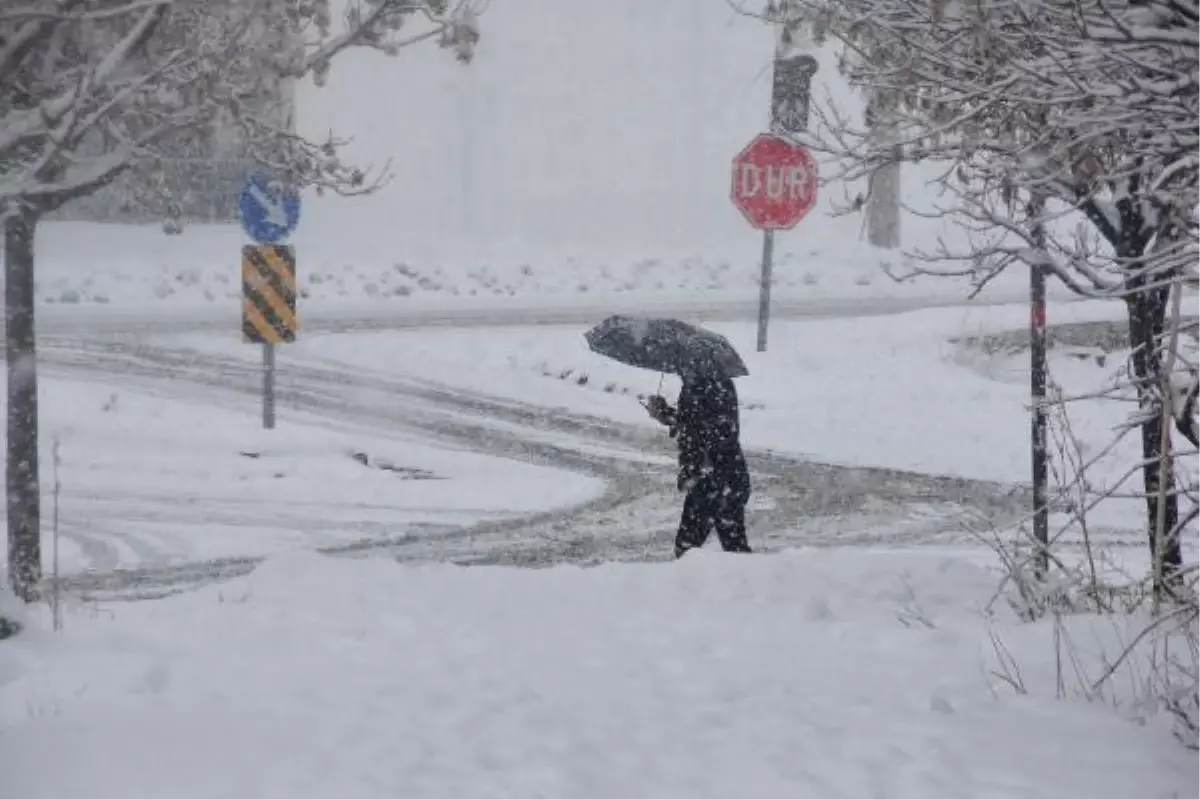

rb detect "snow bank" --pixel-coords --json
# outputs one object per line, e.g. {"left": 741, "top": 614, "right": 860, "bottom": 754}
{"left": 1, "top": 548, "right": 1193, "bottom": 797}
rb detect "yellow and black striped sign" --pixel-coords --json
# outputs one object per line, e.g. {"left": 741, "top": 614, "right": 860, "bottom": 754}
{"left": 242, "top": 245, "right": 297, "bottom": 344}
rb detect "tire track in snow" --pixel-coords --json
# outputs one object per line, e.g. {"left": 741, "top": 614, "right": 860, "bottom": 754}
{"left": 40, "top": 335, "right": 1033, "bottom": 600}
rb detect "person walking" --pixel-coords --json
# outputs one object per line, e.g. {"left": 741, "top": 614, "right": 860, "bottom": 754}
{"left": 646, "top": 373, "right": 752, "bottom": 558}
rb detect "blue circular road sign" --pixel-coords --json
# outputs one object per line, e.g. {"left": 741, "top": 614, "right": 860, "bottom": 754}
{"left": 238, "top": 172, "right": 301, "bottom": 244}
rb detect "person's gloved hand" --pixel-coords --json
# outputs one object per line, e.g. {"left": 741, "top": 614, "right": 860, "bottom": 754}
{"left": 679, "top": 464, "right": 713, "bottom": 492}
{"left": 646, "top": 395, "right": 673, "bottom": 425}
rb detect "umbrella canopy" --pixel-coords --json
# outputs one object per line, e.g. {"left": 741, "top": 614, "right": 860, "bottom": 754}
{"left": 585, "top": 315, "right": 749, "bottom": 379}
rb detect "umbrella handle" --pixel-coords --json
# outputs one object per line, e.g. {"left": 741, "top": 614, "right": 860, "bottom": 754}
{"left": 656, "top": 372, "right": 664, "bottom": 396}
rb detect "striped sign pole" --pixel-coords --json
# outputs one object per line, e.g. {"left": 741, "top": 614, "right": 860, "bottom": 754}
{"left": 242, "top": 245, "right": 297, "bottom": 430}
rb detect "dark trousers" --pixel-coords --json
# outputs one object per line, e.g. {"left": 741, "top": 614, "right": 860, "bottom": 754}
{"left": 676, "top": 481, "right": 751, "bottom": 557}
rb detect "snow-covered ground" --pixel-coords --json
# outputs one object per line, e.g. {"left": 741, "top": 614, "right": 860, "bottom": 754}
{"left": 15, "top": 376, "right": 601, "bottom": 576}
{"left": 172, "top": 298, "right": 1170, "bottom": 535}
{"left": 2, "top": 548, "right": 1194, "bottom": 798}
{"left": 19, "top": 290, "right": 1186, "bottom": 592}
{"left": 6, "top": 0, "right": 1195, "bottom": 793}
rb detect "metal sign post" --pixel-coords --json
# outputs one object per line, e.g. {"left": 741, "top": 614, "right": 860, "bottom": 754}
{"left": 263, "top": 343, "right": 276, "bottom": 430}
{"left": 740, "top": 8, "right": 819, "bottom": 353}
{"left": 1031, "top": 263, "right": 1048, "bottom": 575}
{"left": 238, "top": 173, "right": 301, "bottom": 430}
{"left": 1028, "top": 194, "right": 1049, "bottom": 576}
{"left": 756, "top": 231, "right": 775, "bottom": 352}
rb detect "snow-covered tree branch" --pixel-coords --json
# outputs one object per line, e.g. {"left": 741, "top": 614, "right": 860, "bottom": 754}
{"left": 0, "top": 0, "right": 479, "bottom": 220}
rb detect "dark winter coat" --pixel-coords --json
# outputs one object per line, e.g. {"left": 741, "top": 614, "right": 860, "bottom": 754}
{"left": 668, "top": 376, "right": 751, "bottom": 500}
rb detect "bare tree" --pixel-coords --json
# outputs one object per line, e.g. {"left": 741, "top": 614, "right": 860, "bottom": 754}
{"left": 0, "top": 0, "right": 480, "bottom": 603}
{"left": 739, "top": 0, "right": 1198, "bottom": 586}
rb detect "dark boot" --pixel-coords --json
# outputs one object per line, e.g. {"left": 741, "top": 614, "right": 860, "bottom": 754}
{"left": 715, "top": 493, "right": 752, "bottom": 553}
{"left": 675, "top": 483, "right": 714, "bottom": 558}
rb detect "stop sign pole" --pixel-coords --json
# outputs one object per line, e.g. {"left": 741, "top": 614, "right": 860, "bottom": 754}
{"left": 757, "top": 206, "right": 776, "bottom": 354}
{"left": 730, "top": 134, "right": 818, "bottom": 352}
{"left": 733, "top": 23, "right": 819, "bottom": 352}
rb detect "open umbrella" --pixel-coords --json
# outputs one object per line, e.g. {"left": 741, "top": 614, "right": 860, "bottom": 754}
{"left": 585, "top": 315, "right": 749, "bottom": 379}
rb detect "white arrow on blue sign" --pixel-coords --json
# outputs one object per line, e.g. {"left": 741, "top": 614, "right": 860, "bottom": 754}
{"left": 238, "top": 172, "right": 301, "bottom": 244}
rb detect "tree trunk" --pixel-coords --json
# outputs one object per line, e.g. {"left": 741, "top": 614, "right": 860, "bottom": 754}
{"left": 1125, "top": 286, "right": 1182, "bottom": 586}
{"left": 5, "top": 207, "right": 41, "bottom": 602}
{"left": 866, "top": 144, "right": 902, "bottom": 250}
{"left": 865, "top": 89, "right": 901, "bottom": 251}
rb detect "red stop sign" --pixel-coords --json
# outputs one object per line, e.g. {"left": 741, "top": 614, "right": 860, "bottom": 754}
{"left": 730, "top": 133, "right": 818, "bottom": 230}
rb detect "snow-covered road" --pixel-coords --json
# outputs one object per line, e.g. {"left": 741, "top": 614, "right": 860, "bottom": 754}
{"left": 39, "top": 309, "right": 1033, "bottom": 599}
